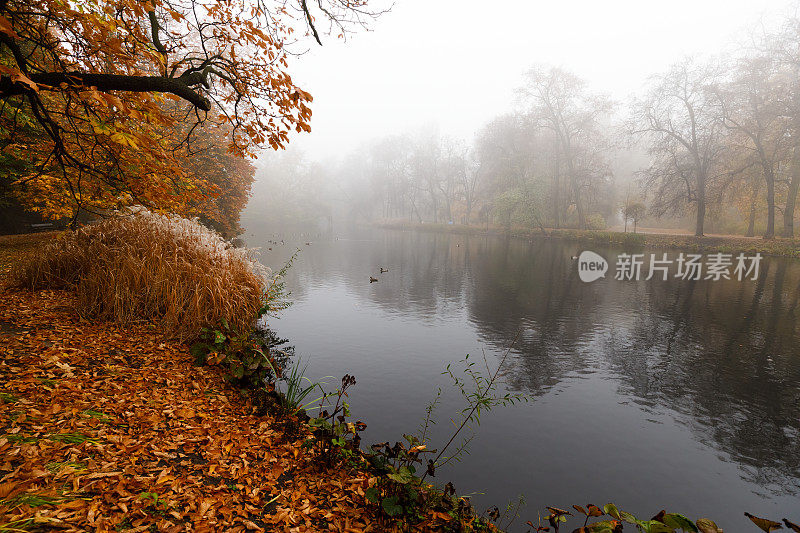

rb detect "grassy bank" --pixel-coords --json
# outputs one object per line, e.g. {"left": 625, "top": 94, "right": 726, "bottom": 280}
{"left": 377, "top": 222, "right": 800, "bottom": 258}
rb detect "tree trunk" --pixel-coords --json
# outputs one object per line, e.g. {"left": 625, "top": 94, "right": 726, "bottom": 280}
{"left": 783, "top": 143, "right": 800, "bottom": 237}
{"left": 565, "top": 155, "right": 585, "bottom": 229}
{"left": 746, "top": 179, "right": 760, "bottom": 237}
{"left": 695, "top": 175, "right": 706, "bottom": 237}
{"left": 576, "top": 190, "right": 586, "bottom": 229}
{"left": 695, "top": 201, "right": 705, "bottom": 236}
{"left": 764, "top": 168, "right": 775, "bottom": 239}
{"left": 553, "top": 139, "right": 561, "bottom": 229}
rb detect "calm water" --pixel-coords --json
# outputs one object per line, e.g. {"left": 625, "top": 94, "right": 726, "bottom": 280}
{"left": 245, "top": 226, "right": 800, "bottom": 530}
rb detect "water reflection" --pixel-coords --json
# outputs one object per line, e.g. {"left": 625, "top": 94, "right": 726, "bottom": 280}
{"left": 250, "top": 227, "right": 800, "bottom": 526}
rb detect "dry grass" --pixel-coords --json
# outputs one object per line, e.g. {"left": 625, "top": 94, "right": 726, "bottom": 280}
{"left": 11, "top": 210, "right": 272, "bottom": 340}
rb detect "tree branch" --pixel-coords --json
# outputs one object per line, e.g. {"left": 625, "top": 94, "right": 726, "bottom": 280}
{"left": 0, "top": 71, "right": 212, "bottom": 110}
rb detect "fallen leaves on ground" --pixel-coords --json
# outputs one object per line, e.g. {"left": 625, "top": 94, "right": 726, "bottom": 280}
{"left": 0, "top": 287, "right": 445, "bottom": 532}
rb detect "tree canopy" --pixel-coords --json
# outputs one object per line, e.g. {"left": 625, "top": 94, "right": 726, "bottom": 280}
{"left": 0, "top": 0, "right": 375, "bottom": 222}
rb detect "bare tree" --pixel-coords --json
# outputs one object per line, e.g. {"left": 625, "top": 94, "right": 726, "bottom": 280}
{"left": 767, "top": 15, "right": 800, "bottom": 236}
{"left": 460, "top": 151, "right": 483, "bottom": 224}
{"left": 631, "top": 59, "right": 726, "bottom": 236}
{"left": 518, "top": 66, "right": 613, "bottom": 229}
{"left": 712, "top": 55, "right": 789, "bottom": 239}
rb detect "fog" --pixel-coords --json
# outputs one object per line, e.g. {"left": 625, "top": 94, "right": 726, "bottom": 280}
{"left": 244, "top": 0, "right": 800, "bottom": 239}
{"left": 285, "top": 0, "right": 790, "bottom": 159}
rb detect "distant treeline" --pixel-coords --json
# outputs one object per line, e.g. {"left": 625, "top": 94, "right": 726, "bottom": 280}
{"left": 250, "top": 12, "right": 800, "bottom": 239}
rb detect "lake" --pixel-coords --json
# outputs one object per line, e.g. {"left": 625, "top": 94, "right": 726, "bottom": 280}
{"left": 244, "top": 225, "right": 800, "bottom": 531}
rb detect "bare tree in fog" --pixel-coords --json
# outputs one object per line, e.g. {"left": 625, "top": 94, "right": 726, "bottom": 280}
{"left": 712, "top": 54, "right": 789, "bottom": 239}
{"left": 437, "top": 137, "right": 468, "bottom": 223}
{"left": 518, "top": 66, "right": 614, "bottom": 229}
{"left": 472, "top": 114, "right": 538, "bottom": 225}
{"left": 768, "top": 16, "right": 800, "bottom": 237}
{"left": 631, "top": 60, "right": 726, "bottom": 236}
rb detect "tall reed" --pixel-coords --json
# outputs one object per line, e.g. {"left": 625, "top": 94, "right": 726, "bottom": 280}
{"left": 13, "top": 208, "right": 273, "bottom": 340}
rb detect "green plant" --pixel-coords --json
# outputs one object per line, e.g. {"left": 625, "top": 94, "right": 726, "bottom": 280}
{"left": 307, "top": 375, "right": 366, "bottom": 465}
{"left": 586, "top": 213, "right": 608, "bottom": 230}
{"left": 258, "top": 249, "right": 300, "bottom": 318}
{"left": 138, "top": 492, "right": 169, "bottom": 512}
{"left": 276, "top": 357, "right": 326, "bottom": 414}
{"left": 486, "top": 494, "right": 526, "bottom": 532}
{"left": 3, "top": 434, "right": 38, "bottom": 444}
{"left": 422, "top": 339, "right": 527, "bottom": 479}
{"left": 0, "top": 518, "right": 36, "bottom": 532}
{"left": 0, "top": 493, "right": 64, "bottom": 510}
{"left": 45, "top": 461, "right": 86, "bottom": 474}
{"left": 359, "top": 335, "right": 526, "bottom": 527}
{"left": 0, "top": 392, "right": 18, "bottom": 404}
{"left": 83, "top": 410, "right": 114, "bottom": 423}
{"left": 191, "top": 322, "right": 282, "bottom": 390}
{"left": 47, "top": 433, "right": 101, "bottom": 445}
{"left": 526, "top": 504, "right": 800, "bottom": 533}
{"left": 365, "top": 434, "right": 434, "bottom": 519}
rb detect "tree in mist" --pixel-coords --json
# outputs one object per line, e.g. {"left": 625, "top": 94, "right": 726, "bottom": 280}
{"left": 369, "top": 135, "right": 416, "bottom": 221}
{"left": 623, "top": 201, "right": 646, "bottom": 233}
{"left": 247, "top": 150, "right": 335, "bottom": 228}
{"left": 472, "top": 113, "right": 537, "bottom": 226}
{"left": 437, "top": 137, "right": 468, "bottom": 223}
{"left": 254, "top": 11, "right": 800, "bottom": 240}
{"left": 767, "top": 16, "right": 800, "bottom": 237}
{"left": 460, "top": 150, "right": 482, "bottom": 225}
{"left": 631, "top": 60, "right": 726, "bottom": 236}
{"left": 712, "top": 55, "right": 789, "bottom": 239}
{"left": 518, "top": 66, "right": 614, "bottom": 229}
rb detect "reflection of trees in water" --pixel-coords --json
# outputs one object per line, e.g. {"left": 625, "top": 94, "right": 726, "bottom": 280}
{"left": 612, "top": 260, "right": 800, "bottom": 494}
{"left": 384, "top": 233, "right": 800, "bottom": 494}
{"left": 467, "top": 242, "right": 800, "bottom": 495}
{"left": 259, "top": 227, "right": 800, "bottom": 494}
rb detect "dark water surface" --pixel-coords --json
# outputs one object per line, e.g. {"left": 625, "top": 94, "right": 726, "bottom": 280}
{"left": 246, "top": 226, "right": 800, "bottom": 530}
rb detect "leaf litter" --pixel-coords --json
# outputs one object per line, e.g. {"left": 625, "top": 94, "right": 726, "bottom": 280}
{"left": 0, "top": 287, "right": 394, "bottom": 532}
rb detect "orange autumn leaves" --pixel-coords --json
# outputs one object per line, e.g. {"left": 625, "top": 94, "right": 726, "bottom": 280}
{"left": 0, "top": 0, "right": 316, "bottom": 220}
{"left": 0, "top": 288, "right": 380, "bottom": 532}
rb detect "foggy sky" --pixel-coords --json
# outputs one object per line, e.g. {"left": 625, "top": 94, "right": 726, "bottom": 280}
{"left": 280, "top": 0, "right": 792, "bottom": 162}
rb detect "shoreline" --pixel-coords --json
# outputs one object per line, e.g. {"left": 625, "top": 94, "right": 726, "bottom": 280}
{"left": 375, "top": 221, "right": 800, "bottom": 258}
{"left": 0, "top": 234, "right": 495, "bottom": 532}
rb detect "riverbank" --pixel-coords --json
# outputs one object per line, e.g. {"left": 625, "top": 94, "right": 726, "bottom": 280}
{"left": 0, "top": 234, "right": 484, "bottom": 532}
{"left": 376, "top": 222, "right": 800, "bottom": 258}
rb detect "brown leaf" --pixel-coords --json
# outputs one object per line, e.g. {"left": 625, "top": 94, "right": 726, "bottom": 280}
{"left": 745, "top": 513, "right": 784, "bottom": 532}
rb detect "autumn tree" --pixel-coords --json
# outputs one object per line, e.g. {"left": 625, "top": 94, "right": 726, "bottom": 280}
{"left": 186, "top": 121, "right": 255, "bottom": 237}
{"left": 472, "top": 113, "right": 538, "bottom": 224}
{"left": 622, "top": 201, "right": 646, "bottom": 233}
{"left": 0, "top": 0, "right": 378, "bottom": 222}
